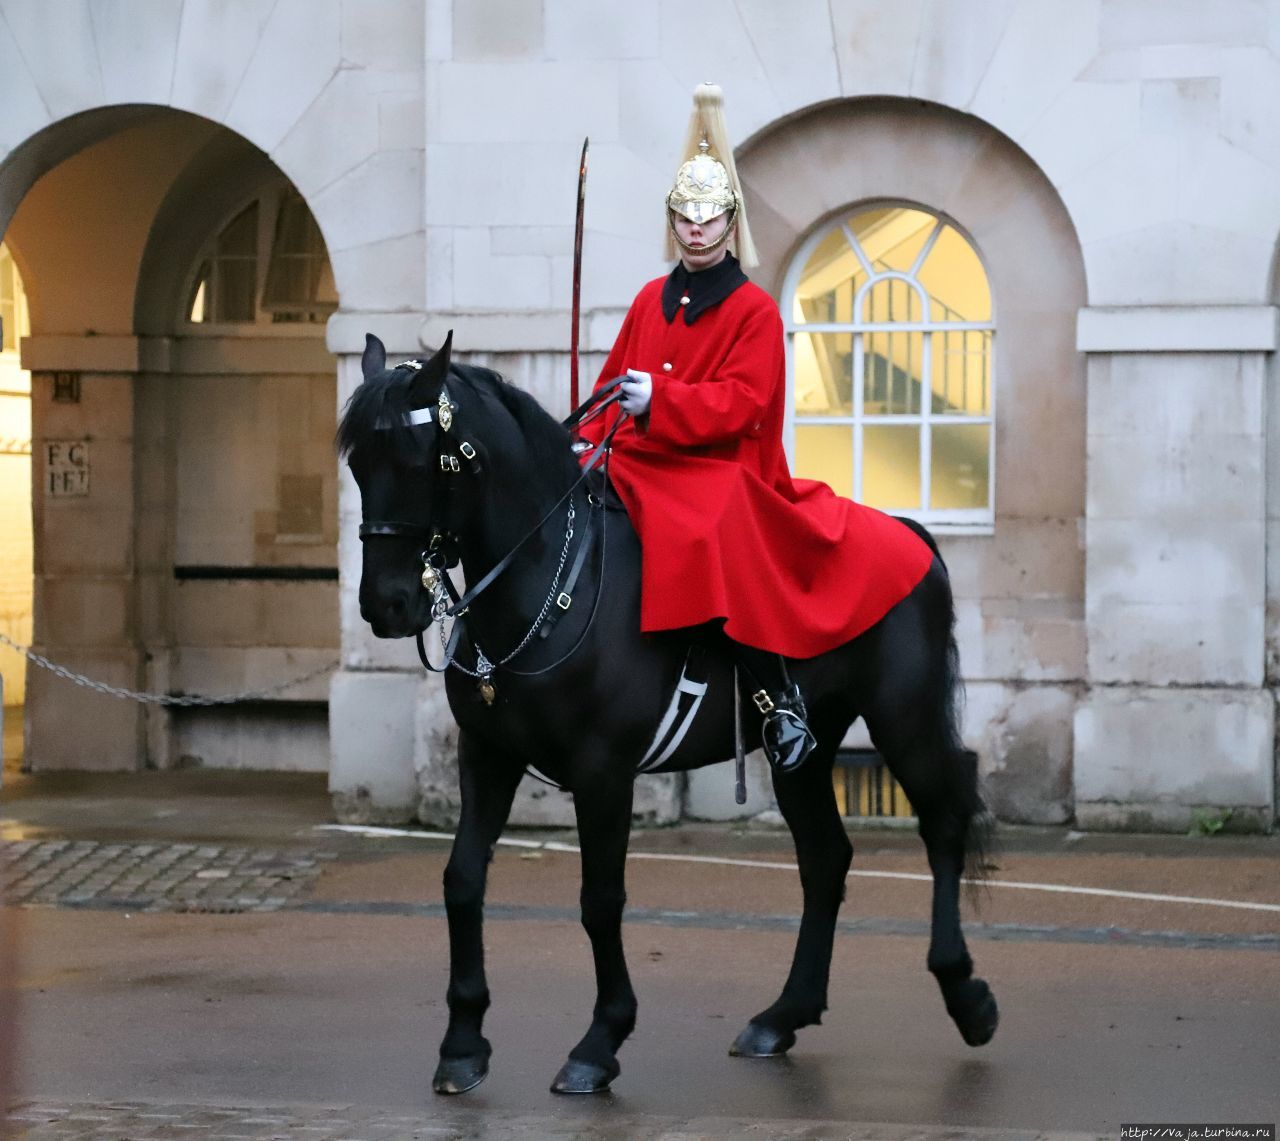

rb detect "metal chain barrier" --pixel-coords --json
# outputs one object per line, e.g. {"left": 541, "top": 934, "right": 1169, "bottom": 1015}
{"left": 0, "top": 631, "right": 337, "bottom": 707}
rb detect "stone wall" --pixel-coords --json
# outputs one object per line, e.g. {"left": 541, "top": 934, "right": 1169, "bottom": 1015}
{"left": 1076, "top": 318, "right": 1276, "bottom": 831}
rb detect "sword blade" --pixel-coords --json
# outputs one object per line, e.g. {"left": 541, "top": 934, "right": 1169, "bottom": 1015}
{"left": 570, "top": 136, "right": 588, "bottom": 411}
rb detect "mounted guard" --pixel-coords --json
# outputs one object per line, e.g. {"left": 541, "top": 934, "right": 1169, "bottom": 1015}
{"left": 577, "top": 83, "right": 936, "bottom": 772}
{"left": 339, "top": 80, "right": 996, "bottom": 1099}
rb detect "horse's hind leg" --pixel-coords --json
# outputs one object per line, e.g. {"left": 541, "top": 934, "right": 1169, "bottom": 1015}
{"left": 433, "top": 733, "right": 525, "bottom": 1095}
{"left": 731, "top": 729, "right": 851, "bottom": 1058}
{"left": 870, "top": 725, "right": 998, "bottom": 1048}
{"left": 550, "top": 771, "right": 637, "bottom": 1094}
{"left": 918, "top": 776, "right": 998, "bottom": 1047}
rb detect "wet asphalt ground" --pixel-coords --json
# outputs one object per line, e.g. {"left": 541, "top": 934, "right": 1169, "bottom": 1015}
{"left": 0, "top": 768, "right": 1277, "bottom": 1140}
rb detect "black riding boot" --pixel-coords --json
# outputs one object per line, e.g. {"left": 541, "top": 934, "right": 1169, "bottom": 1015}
{"left": 733, "top": 644, "right": 817, "bottom": 774}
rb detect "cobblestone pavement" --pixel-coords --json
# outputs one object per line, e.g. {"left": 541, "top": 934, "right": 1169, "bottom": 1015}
{"left": 0, "top": 841, "right": 336, "bottom": 913}
{"left": 3, "top": 1099, "right": 1108, "bottom": 1140}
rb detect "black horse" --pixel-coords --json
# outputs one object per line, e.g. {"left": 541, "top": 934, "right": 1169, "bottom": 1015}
{"left": 339, "top": 332, "right": 998, "bottom": 1096}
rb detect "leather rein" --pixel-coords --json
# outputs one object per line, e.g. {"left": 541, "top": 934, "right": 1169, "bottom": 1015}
{"left": 357, "top": 369, "right": 629, "bottom": 698}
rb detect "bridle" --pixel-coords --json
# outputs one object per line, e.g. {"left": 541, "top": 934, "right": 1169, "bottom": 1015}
{"left": 355, "top": 375, "right": 477, "bottom": 571}
{"left": 357, "top": 363, "right": 629, "bottom": 701}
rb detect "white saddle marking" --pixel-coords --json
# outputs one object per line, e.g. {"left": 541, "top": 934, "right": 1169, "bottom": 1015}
{"left": 638, "top": 662, "right": 709, "bottom": 773}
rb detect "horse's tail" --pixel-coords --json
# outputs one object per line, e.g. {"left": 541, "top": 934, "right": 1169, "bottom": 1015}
{"left": 941, "top": 617, "right": 994, "bottom": 891}
{"left": 901, "top": 515, "right": 993, "bottom": 890}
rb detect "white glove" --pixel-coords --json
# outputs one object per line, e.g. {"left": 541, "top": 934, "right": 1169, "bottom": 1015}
{"left": 620, "top": 369, "right": 652, "bottom": 417}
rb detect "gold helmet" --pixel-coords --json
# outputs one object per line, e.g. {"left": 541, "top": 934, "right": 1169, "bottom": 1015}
{"left": 664, "top": 83, "right": 759, "bottom": 267}
{"left": 668, "top": 143, "right": 736, "bottom": 225}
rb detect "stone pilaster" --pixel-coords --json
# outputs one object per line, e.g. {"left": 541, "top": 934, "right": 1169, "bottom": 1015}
{"left": 327, "top": 327, "right": 426, "bottom": 823}
{"left": 22, "top": 336, "right": 143, "bottom": 770}
{"left": 1074, "top": 307, "right": 1277, "bottom": 831}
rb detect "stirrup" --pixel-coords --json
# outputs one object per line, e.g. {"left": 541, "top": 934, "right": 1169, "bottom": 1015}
{"left": 754, "top": 686, "right": 816, "bottom": 773}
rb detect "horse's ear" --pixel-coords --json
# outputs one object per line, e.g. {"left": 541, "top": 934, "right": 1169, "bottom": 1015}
{"left": 410, "top": 329, "right": 453, "bottom": 406}
{"left": 362, "top": 333, "right": 387, "bottom": 379}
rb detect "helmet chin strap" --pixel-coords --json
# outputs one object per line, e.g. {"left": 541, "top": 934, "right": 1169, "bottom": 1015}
{"left": 668, "top": 208, "right": 737, "bottom": 258}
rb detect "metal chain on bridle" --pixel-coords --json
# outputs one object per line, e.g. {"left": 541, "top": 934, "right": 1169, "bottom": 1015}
{"left": 0, "top": 630, "right": 336, "bottom": 706}
{"left": 433, "top": 496, "right": 577, "bottom": 677}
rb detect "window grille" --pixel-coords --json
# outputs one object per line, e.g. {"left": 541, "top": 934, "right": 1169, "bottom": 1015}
{"left": 785, "top": 206, "right": 995, "bottom": 531}
{"left": 833, "top": 749, "right": 913, "bottom": 819}
{"left": 186, "top": 190, "right": 335, "bottom": 328}
{"left": 262, "top": 190, "right": 337, "bottom": 323}
{"left": 0, "top": 244, "right": 29, "bottom": 355}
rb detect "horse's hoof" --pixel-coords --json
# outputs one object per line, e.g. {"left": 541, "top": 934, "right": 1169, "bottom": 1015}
{"left": 945, "top": 978, "right": 999, "bottom": 1047}
{"left": 729, "top": 1022, "right": 797, "bottom": 1058}
{"left": 432, "top": 1053, "right": 490, "bottom": 1095}
{"left": 550, "top": 1057, "right": 619, "bottom": 1094}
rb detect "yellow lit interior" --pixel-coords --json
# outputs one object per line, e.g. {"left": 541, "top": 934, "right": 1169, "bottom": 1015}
{"left": 0, "top": 243, "right": 32, "bottom": 713}
{"left": 862, "top": 424, "right": 920, "bottom": 509}
{"left": 833, "top": 762, "right": 914, "bottom": 818}
{"left": 793, "top": 425, "right": 852, "bottom": 497}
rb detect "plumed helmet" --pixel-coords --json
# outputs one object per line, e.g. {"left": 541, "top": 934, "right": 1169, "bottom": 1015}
{"left": 663, "top": 83, "right": 759, "bottom": 267}
{"left": 668, "top": 145, "right": 736, "bottom": 225}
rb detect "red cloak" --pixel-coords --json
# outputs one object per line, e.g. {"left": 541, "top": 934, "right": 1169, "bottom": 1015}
{"left": 579, "top": 274, "right": 934, "bottom": 659}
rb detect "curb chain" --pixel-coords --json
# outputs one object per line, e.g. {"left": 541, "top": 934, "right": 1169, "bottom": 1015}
{"left": 0, "top": 631, "right": 337, "bottom": 707}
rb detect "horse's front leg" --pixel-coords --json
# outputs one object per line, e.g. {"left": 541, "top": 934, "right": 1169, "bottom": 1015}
{"left": 550, "top": 771, "right": 637, "bottom": 1094}
{"left": 432, "top": 731, "right": 524, "bottom": 1095}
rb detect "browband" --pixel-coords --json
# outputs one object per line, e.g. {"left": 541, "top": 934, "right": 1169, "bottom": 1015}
{"left": 374, "top": 405, "right": 435, "bottom": 430}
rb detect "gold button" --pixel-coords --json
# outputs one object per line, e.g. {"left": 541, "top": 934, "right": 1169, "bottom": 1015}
{"left": 680, "top": 295, "right": 690, "bottom": 305}
{"left": 662, "top": 362, "right": 672, "bottom": 372}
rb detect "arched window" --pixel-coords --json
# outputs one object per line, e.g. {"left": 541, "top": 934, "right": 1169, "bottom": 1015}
{"left": 0, "top": 243, "right": 29, "bottom": 355}
{"left": 785, "top": 205, "right": 995, "bottom": 530}
{"left": 186, "top": 186, "right": 336, "bottom": 327}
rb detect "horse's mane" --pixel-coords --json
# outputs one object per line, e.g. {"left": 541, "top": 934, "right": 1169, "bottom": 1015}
{"left": 337, "top": 360, "right": 573, "bottom": 472}
{"left": 476, "top": 365, "right": 575, "bottom": 470}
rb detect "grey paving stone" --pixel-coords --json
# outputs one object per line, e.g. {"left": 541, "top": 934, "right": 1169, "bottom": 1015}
{"left": 0, "top": 840, "right": 332, "bottom": 912}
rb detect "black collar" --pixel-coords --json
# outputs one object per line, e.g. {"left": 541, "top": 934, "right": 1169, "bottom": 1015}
{"left": 661, "top": 253, "right": 749, "bottom": 325}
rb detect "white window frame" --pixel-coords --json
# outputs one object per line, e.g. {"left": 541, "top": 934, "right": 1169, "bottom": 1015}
{"left": 782, "top": 204, "right": 996, "bottom": 535}
{"left": 181, "top": 186, "right": 335, "bottom": 338}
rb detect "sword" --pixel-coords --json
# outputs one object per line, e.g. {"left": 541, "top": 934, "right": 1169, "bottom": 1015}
{"left": 570, "top": 136, "right": 588, "bottom": 411}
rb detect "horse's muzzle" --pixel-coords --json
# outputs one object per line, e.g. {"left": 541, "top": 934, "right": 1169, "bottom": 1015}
{"left": 360, "top": 587, "right": 427, "bottom": 639}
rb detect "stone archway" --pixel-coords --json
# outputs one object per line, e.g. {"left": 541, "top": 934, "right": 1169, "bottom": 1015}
{"left": 1, "top": 107, "right": 340, "bottom": 772}
{"left": 0, "top": 3, "right": 425, "bottom": 793}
